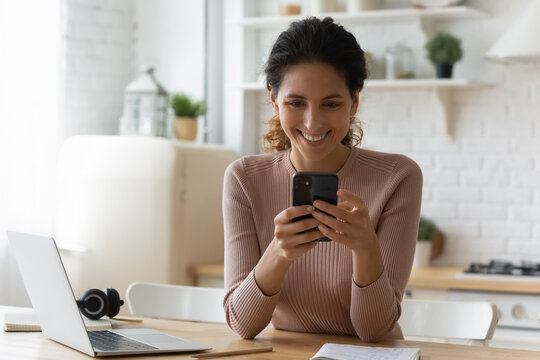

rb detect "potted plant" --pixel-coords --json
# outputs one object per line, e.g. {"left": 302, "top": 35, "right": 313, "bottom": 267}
{"left": 170, "top": 94, "right": 206, "bottom": 141}
{"left": 413, "top": 217, "right": 437, "bottom": 268}
{"left": 424, "top": 32, "right": 463, "bottom": 78}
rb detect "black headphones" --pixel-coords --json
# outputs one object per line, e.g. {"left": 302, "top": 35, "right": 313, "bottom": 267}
{"left": 76, "top": 288, "right": 124, "bottom": 320}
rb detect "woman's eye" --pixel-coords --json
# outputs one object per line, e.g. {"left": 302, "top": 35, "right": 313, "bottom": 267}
{"left": 324, "top": 102, "right": 341, "bottom": 108}
{"left": 287, "top": 101, "right": 304, "bottom": 108}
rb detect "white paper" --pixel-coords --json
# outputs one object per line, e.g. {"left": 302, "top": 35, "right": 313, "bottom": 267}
{"left": 311, "top": 343, "right": 420, "bottom": 360}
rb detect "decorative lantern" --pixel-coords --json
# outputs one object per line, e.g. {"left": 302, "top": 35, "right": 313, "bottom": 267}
{"left": 119, "top": 65, "right": 170, "bottom": 137}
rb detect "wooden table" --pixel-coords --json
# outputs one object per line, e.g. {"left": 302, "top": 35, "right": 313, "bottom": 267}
{"left": 2, "top": 306, "right": 540, "bottom": 359}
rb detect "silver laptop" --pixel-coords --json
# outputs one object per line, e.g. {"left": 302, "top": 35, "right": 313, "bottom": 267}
{"left": 7, "top": 230, "right": 212, "bottom": 357}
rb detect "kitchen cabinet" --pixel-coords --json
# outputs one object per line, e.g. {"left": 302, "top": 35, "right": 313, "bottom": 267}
{"left": 224, "top": 1, "right": 489, "bottom": 155}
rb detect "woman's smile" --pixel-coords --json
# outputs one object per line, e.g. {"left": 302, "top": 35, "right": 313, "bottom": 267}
{"left": 298, "top": 129, "right": 330, "bottom": 143}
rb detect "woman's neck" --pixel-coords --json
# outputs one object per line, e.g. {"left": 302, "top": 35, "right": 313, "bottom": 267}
{"left": 289, "top": 145, "right": 351, "bottom": 173}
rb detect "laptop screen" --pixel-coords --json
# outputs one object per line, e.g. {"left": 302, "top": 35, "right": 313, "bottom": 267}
{"left": 7, "top": 231, "right": 95, "bottom": 356}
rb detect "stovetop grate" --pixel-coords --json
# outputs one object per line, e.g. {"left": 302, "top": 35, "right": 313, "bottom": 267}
{"left": 465, "top": 260, "right": 540, "bottom": 277}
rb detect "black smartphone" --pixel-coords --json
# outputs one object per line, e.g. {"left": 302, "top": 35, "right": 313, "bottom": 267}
{"left": 291, "top": 172, "right": 338, "bottom": 242}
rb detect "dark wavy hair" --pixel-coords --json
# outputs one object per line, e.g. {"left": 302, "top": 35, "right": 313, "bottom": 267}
{"left": 262, "top": 17, "right": 367, "bottom": 152}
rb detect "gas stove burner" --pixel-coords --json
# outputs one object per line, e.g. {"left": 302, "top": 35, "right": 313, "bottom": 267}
{"left": 465, "top": 260, "right": 540, "bottom": 277}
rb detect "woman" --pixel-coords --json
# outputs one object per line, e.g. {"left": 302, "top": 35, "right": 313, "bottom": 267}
{"left": 222, "top": 17, "right": 422, "bottom": 341}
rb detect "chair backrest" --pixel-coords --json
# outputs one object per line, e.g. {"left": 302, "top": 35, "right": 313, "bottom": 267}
{"left": 126, "top": 282, "right": 226, "bottom": 323}
{"left": 399, "top": 299, "right": 499, "bottom": 346}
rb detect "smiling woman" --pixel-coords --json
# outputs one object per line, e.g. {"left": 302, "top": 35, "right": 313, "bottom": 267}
{"left": 223, "top": 17, "right": 423, "bottom": 342}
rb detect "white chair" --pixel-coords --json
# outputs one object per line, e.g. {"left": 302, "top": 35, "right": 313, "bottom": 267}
{"left": 126, "top": 282, "right": 226, "bottom": 323}
{"left": 399, "top": 299, "right": 499, "bottom": 346}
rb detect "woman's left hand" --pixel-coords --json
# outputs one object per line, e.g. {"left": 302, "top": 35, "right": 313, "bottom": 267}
{"left": 312, "top": 189, "right": 378, "bottom": 254}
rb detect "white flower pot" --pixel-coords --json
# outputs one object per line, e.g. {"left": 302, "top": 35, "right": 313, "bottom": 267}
{"left": 412, "top": 241, "right": 432, "bottom": 268}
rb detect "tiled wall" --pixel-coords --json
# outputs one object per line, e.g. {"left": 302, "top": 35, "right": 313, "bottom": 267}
{"left": 61, "top": 0, "right": 135, "bottom": 137}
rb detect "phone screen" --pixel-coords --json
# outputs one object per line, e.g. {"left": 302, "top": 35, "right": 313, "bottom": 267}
{"left": 291, "top": 172, "right": 338, "bottom": 242}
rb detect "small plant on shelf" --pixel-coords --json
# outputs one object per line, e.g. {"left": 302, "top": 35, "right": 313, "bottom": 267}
{"left": 170, "top": 94, "right": 206, "bottom": 141}
{"left": 425, "top": 32, "right": 463, "bottom": 79}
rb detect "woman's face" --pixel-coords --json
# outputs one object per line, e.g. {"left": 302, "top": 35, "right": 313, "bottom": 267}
{"left": 271, "top": 61, "right": 359, "bottom": 170}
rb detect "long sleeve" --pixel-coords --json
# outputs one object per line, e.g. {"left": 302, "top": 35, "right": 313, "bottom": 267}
{"left": 349, "top": 155, "right": 423, "bottom": 341}
{"left": 222, "top": 159, "right": 280, "bottom": 339}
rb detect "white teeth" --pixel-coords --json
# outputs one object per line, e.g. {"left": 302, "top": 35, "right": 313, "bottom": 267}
{"left": 301, "top": 131, "right": 327, "bottom": 142}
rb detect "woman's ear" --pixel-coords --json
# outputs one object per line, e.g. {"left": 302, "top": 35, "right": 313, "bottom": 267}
{"left": 350, "top": 90, "right": 360, "bottom": 116}
{"left": 270, "top": 87, "right": 279, "bottom": 115}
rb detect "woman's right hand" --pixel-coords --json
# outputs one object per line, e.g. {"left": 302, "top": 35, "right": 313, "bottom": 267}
{"left": 254, "top": 205, "right": 321, "bottom": 296}
{"left": 271, "top": 205, "right": 322, "bottom": 263}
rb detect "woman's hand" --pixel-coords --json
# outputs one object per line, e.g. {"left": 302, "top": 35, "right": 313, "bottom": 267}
{"left": 271, "top": 205, "right": 321, "bottom": 263}
{"left": 312, "top": 189, "right": 384, "bottom": 286}
{"left": 254, "top": 205, "right": 321, "bottom": 296}
{"left": 312, "top": 189, "right": 377, "bottom": 252}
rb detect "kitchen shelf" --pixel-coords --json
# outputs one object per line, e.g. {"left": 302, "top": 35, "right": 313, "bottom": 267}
{"left": 369, "top": 79, "right": 490, "bottom": 141}
{"left": 227, "top": 78, "right": 487, "bottom": 91}
{"left": 229, "top": 6, "right": 486, "bottom": 30}
{"left": 227, "top": 78, "right": 490, "bottom": 141}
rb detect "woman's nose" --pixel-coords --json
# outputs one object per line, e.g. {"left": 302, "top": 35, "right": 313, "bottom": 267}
{"left": 304, "top": 106, "right": 322, "bottom": 130}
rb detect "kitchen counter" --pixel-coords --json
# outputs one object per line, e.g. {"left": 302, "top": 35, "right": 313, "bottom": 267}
{"left": 408, "top": 266, "right": 540, "bottom": 294}
{"left": 189, "top": 264, "right": 540, "bottom": 294}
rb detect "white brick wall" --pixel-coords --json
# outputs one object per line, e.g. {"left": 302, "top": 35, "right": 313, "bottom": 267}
{"left": 358, "top": 0, "right": 540, "bottom": 265}
{"left": 61, "top": 0, "right": 135, "bottom": 137}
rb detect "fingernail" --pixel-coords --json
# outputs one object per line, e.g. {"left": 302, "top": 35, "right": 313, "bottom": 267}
{"left": 307, "top": 206, "right": 314, "bottom": 212}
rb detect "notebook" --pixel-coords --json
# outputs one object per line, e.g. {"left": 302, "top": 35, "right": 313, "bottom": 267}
{"left": 6, "top": 230, "right": 212, "bottom": 357}
{"left": 311, "top": 343, "right": 420, "bottom": 360}
{"left": 3, "top": 308, "right": 111, "bottom": 332}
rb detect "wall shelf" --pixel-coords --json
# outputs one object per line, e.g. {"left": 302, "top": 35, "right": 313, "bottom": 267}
{"left": 227, "top": 78, "right": 487, "bottom": 91}
{"left": 229, "top": 6, "right": 486, "bottom": 29}
{"left": 227, "top": 78, "right": 491, "bottom": 142}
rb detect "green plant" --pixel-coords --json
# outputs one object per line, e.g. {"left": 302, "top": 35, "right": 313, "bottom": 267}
{"left": 170, "top": 94, "right": 207, "bottom": 117}
{"left": 418, "top": 217, "right": 437, "bottom": 242}
{"left": 425, "top": 32, "right": 463, "bottom": 65}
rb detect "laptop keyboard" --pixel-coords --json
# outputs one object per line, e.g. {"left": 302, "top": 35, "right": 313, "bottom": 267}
{"left": 88, "top": 330, "right": 158, "bottom": 352}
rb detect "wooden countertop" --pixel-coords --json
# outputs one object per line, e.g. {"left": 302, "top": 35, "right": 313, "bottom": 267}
{"left": 189, "top": 264, "right": 540, "bottom": 294}
{"left": 408, "top": 266, "right": 540, "bottom": 294}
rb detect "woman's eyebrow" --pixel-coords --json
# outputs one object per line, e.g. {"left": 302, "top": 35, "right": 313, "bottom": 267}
{"left": 284, "top": 93, "right": 344, "bottom": 99}
{"left": 284, "top": 93, "right": 306, "bottom": 99}
{"left": 322, "top": 94, "right": 343, "bottom": 100}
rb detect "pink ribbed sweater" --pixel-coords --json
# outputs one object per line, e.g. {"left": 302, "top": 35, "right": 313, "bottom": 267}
{"left": 222, "top": 146, "right": 423, "bottom": 341}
